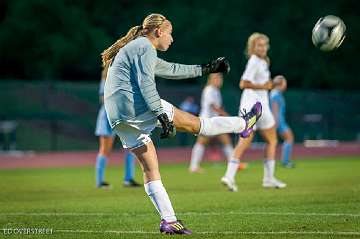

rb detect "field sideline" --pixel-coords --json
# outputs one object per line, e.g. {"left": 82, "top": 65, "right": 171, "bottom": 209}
{"left": 0, "top": 142, "right": 359, "bottom": 169}
{"left": 1, "top": 156, "right": 359, "bottom": 238}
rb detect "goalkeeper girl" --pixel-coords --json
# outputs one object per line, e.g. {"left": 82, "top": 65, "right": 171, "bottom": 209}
{"left": 102, "top": 13, "right": 262, "bottom": 235}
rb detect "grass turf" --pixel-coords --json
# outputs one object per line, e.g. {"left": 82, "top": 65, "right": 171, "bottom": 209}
{"left": 0, "top": 156, "right": 359, "bottom": 238}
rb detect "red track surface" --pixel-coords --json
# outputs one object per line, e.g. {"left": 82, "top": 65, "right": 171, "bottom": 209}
{"left": 0, "top": 143, "right": 359, "bottom": 169}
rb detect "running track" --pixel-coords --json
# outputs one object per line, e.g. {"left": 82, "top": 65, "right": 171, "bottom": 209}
{"left": 0, "top": 143, "right": 359, "bottom": 169}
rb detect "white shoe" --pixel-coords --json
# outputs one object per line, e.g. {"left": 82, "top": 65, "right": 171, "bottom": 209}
{"left": 263, "top": 178, "right": 287, "bottom": 189}
{"left": 221, "top": 177, "right": 238, "bottom": 192}
{"left": 189, "top": 167, "right": 205, "bottom": 173}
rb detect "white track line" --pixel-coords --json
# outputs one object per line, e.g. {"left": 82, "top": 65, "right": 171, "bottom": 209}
{"left": 1, "top": 211, "right": 360, "bottom": 217}
{"left": 55, "top": 229, "right": 360, "bottom": 235}
{"left": 182, "top": 211, "right": 360, "bottom": 217}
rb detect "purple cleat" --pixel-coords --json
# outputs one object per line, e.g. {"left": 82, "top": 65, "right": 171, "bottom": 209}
{"left": 239, "top": 101, "right": 262, "bottom": 138}
{"left": 159, "top": 219, "right": 192, "bottom": 235}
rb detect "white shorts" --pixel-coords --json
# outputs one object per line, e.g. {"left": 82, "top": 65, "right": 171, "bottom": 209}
{"left": 239, "top": 97, "right": 275, "bottom": 131}
{"left": 113, "top": 99, "right": 174, "bottom": 149}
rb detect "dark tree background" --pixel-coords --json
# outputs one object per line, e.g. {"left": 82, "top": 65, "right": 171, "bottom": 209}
{"left": 0, "top": 0, "right": 359, "bottom": 89}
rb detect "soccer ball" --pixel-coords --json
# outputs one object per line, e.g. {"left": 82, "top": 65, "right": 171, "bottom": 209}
{"left": 312, "top": 15, "right": 346, "bottom": 51}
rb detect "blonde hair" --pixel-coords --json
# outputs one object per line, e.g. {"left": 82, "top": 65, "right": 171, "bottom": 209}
{"left": 207, "top": 73, "right": 223, "bottom": 86}
{"left": 101, "top": 13, "right": 167, "bottom": 71}
{"left": 245, "top": 32, "right": 270, "bottom": 64}
{"left": 101, "top": 65, "right": 108, "bottom": 81}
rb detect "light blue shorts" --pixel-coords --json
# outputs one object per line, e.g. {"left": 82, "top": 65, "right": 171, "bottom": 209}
{"left": 95, "top": 105, "right": 115, "bottom": 137}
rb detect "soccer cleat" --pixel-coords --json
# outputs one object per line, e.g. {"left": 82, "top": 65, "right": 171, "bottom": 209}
{"left": 221, "top": 176, "right": 238, "bottom": 192}
{"left": 281, "top": 161, "right": 295, "bottom": 168}
{"left": 239, "top": 102, "right": 262, "bottom": 138}
{"left": 123, "top": 179, "right": 141, "bottom": 187}
{"left": 97, "top": 181, "right": 111, "bottom": 189}
{"left": 262, "top": 178, "right": 287, "bottom": 189}
{"left": 159, "top": 219, "right": 192, "bottom": 235}
{"left": 189, "top": 167, "right": 205, "bottom": 174}
{"left": 237, "top": 162, "right": 249, "bottom": 171}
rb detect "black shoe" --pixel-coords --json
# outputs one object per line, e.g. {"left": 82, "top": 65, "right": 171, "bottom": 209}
{"left": 123, "top": 179, "right": 141, "bottom": 187}
{"left": 97, "top": 181, "right": 112, "bottom": 189}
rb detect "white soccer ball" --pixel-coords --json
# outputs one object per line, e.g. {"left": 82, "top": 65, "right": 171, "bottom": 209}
{"left": 312, "top": 15, "right": 346, "bottom": 51}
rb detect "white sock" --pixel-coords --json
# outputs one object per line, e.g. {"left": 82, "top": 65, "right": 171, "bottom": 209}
{"left": 144, "top": 180, "right": 177, "bottom": 222}
{"left": 222, "top": 144, "right": 234, "bottom": 160}
{"left": 199, "top": 117, "right": 246, "bottom": 136}
{"left": 224, "top": 158, "right": 240, "bottom": 181}
{"left": 190, "top": 143, "right": 205, "bottom": 171}
{"left": 263, "top": 159, "right": 275, "bottom": 181}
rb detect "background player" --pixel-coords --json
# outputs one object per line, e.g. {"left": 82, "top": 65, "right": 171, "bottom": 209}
{"left": 102, "top": 13, "right": 262, "bottom": 234}
{"left": 189, "top": 73, "right": 236, "bottom": 173}
{"left": 177, "top": 96, "right": 199, "bottom": 146}
{"left": 95, "top": 69, "right": 140, "bottom": 188}
{"left": 270, "top": 75, "right": 295, "bottom": 168}
{"left": 221, "top": 33, "right": 286, "bottom": 192}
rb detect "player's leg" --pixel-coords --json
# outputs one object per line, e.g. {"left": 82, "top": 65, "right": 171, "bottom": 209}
{"left": 95, "top": 105, "right": 114, "bottom": 188}
{"left": 96, "top": 136, "right": 114, "bottom": 188}
{"left": 131, "top": 142, "right": 192, "bottom": 235}
{"left": 172, "top": 101, "right": 262, "bottom": 136}
{"left": 189, "top": 135, "right": 209, "bottom": 173}
{"left": 221, "top": 133, "right": 254, "bottom": 192}
{"left": 217, "top": 134, "right": 233, "bottom": 160}
{"left": 123, "top": 150, "right": 141, "bottom": 187}
{"left": 279, "top": 127, "right": 294, "bottom": 167}
{"left": 218, "top": 134, "right": 248, "bottom": 171}
{"left": 259, "top": 127, "right": 286, "bottom": 188}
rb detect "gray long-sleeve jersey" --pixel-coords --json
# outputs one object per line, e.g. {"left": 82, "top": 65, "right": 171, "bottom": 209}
{"left": 104, "top": 37, "right": 202, "bottom": 128}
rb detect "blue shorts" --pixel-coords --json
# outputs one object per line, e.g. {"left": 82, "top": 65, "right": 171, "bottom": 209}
{"left": 277, "top": 121, "right": 290, "bottom": 134}
{"left": 95, "top": 105, "right": 115, "bottom": 137}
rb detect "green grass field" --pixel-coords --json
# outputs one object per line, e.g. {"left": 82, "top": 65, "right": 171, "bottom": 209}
{"left": 1, "top": 156, "right": 359, "bottom": 238}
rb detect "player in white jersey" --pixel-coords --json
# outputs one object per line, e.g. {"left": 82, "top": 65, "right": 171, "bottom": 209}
{"left": 200, "top": 74, "right": 224, "bottom": 119}
{"left": 101, "top": 14, "right": 262, "bottom": 234}
{"left": 221, "top": 33, "right": 287, "bottom": 192}
{"left": 189, "top": 73, "right": 233, "bottom": 172}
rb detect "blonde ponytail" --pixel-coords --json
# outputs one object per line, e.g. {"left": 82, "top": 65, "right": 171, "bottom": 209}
{"left": 101, "top": 25, "right": 143, "bottom": 69}
{"left": 101, "top": 13, "right": 167, "bottom": 78}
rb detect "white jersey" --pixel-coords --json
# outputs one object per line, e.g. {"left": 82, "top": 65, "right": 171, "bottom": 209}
{"left": 239, "top": 54, "right": 275, "bottom": 130}
{"left": 199, "top": 85, "right": 222, "bottom": 118}
{"left": 240, "top": 54, "right": 270, "bottom": 107}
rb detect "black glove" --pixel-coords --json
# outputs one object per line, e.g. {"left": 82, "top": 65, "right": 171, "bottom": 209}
{"left": 157, "top": 113, "right": 176, "bottom": 139}
{"left": 201, "top": 57, "right": 230, "bottom": 75}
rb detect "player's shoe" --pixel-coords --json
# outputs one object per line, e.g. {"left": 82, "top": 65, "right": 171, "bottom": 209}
{"left": 239, "top": 102, "right": 262, "bottom": 138}
{"left": 189, "top": 167, "right": 205, "bottom": 173}
{"left": 123, "top": 179, "right": 141, "bottom": 187}
{"left": 237, "top": 162, "right": 249, "bottom": 171}
{"left": 159, "top": 219, "right": 192, "bottom": 235}
{"left": 97, "top": 181, "right": 111, "bottom": 189}
{"left": 262, "top": 178, "right": 287, "bottom": 189}
{"left": 281, "top": 161, "right": 295, "bottom": 168}
{"left": 221, "top": 176, "right": 238, "bottom": 192}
